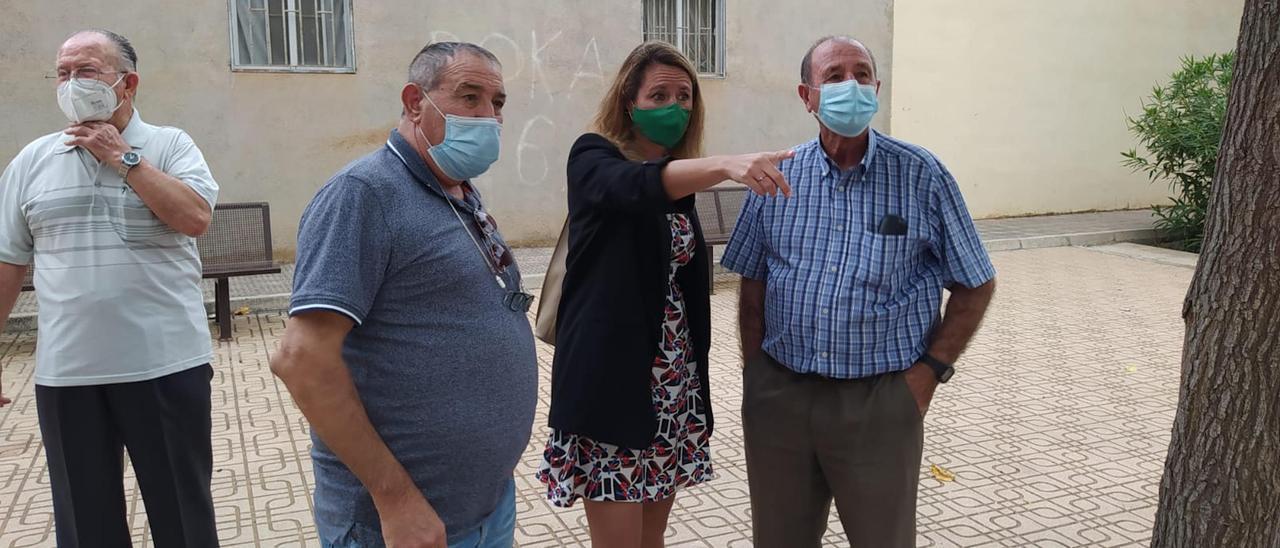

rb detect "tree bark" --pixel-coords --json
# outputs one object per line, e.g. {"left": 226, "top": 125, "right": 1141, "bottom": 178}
{"left": 1150, "top": 2, "right": 1280, "bottom": 547}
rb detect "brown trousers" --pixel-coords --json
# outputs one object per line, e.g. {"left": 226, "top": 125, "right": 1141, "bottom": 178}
{"left": 742, "top": 353, "right": 923, "bottom": 547}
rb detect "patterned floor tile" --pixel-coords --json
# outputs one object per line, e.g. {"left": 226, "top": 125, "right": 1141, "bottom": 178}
{"left": 0, "top": 246, "right": 1192, "bottom": 547}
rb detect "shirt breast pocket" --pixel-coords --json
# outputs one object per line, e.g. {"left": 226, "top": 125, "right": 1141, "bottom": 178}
{"left": 110, "top": 188, "right": 179, "bottom": 245}
{"left": 855, "top": 231, "right": 923, "bottom": 293}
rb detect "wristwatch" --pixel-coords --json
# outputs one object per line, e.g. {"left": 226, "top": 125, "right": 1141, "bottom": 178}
{"left": 919, "top": 353, "right": 955, "bottom": 383}
{"left": 118, "top": 151, "right": 141, "bottom": 180}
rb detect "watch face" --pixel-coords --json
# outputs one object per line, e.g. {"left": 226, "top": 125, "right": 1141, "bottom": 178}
{"left": 939, "top": 367, "right": 955, "bottom": 383}
{"left": 123, "top": 151, "right": 141, "bottom": 166}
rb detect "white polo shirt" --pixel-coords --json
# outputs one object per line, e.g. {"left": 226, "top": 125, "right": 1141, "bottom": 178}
{"left": 0, "top": 110, "right": 219, "bottom": 387}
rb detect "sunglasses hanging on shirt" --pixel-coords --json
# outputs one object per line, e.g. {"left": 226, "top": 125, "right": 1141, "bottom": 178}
{"left": 386, "top": 140, "right": 535, "bottom": 312}
{"left": 443, "top": 190, "right": 535, "bottom": 313}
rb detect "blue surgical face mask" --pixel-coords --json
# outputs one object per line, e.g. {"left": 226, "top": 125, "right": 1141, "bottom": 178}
{"left": 416, "top": 89, "right": 502, "bottom": 181}
{"left": 811, "top": 79, "right": 879, "bottom": 137}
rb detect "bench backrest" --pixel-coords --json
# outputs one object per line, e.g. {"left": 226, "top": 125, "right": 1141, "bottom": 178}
{"left": 198, "top": 202, "right": 276, "bottom": 275}
{"left": 20, "top": 202, "right": 275, "bottom": 288}
{"left": 695, "top": 185, "right": 749, "bottom": 245}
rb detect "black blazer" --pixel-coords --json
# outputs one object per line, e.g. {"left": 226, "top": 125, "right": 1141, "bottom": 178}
{"left": 547, "top": 133, "right": 714, "bottom": 449}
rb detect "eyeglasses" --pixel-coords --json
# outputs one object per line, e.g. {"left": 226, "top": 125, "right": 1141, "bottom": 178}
{"left": 45, "top": 67, "right": 124, "bottom": 83}
{"left": 470, "top": 206, "right": 532, "bottom": 312}
{"left": 471, "top": 207, "right": 514, "bottom": 274}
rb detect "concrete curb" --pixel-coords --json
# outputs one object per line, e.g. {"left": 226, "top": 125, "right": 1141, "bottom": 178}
{"left": 984, "top": 228, "right": 1160, "bottom": 252}
{"left": 1, "top": 227, "right": 1166, "bottom": 334}
{"left": 4, "top": 292, "right": 294, "bottom": 334}
{"left": 523, "top": 273, "right": 546, "bottom": 292}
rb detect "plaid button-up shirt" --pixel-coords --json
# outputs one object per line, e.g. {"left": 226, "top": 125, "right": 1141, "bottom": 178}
{"left": 721, "top": 130, "right": 996, "bottom": 379}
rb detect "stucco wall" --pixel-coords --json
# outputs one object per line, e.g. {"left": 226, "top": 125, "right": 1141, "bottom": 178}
{"left": 700, "top": 0, "right": 895, "bottom": 156}
{"left": 0, "top": 1, "right": 895, "bottom": 254}
{"left": 890, "top": 0, "right": 1244, "bottom": 218}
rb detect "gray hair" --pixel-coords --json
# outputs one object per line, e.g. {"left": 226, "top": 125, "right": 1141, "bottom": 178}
{"left": 800, "top": 35, "right": 876, "bottom": 85}
{"left": 68, "top": 29, "right": 138, "bottom": 72}
{"left": 407, "top": 42, "right": 500, "bottom": 91}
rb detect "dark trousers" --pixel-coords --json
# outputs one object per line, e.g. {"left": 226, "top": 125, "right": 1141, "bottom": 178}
{"left": 36, "top": 364, "right": 218, "bottom": 548}
{"left": 742, "top": 353, "right": 923, "bottom": 548}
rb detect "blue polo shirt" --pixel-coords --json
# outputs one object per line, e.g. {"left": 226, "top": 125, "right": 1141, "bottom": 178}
{"left": 290, "top": 130, "right": 538, "bottom": 544}
{"left": 721, "top": 130, "right": 995, "bottom": 379}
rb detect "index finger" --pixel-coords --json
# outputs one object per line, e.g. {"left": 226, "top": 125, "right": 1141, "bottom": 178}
{"left": 769, "top": 149, "right": 797, "bottom": 165}
{"left": 80, "top": 121, "right": 112, "bottom": 133}
{"left": 768, "top": 166, "right": 792, "bottom": 198}
{"left": 760, "top": 161, "right": 791, "bottom": 198}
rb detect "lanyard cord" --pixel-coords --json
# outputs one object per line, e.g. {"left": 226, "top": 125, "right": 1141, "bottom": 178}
{"left": 444, "top": 188, "right": 515, "bottom": 290}
{"left": 386, "top": 140, "right": 521, "bottom": 292}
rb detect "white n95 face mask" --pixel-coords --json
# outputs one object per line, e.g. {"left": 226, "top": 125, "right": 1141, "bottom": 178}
{"left": 57, "top": 74, "right": 125, "bottom": 123}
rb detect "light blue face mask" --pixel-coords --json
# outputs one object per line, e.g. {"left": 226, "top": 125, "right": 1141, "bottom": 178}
{"left": 416, "top": 90, "right": 502, "bottom": 181}
{"left": 812, "top": 79, "right": 879, "bottom": 137}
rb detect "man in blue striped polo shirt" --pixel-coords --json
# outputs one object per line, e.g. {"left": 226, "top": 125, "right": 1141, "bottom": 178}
{"left": 722, "top": 36, "right": 997, "bottom": 547}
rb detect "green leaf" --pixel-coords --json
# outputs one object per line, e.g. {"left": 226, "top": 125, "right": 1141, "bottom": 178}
{"left": 1122, "top": 51, "right": 1232, "bottom": 247}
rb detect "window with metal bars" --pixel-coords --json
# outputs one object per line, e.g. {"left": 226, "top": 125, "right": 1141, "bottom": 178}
{"left": 642, "top": 0, "right": 725, "bottom": 77}
{"left": 229, "top": 0, "right": 355, "bottom": 72}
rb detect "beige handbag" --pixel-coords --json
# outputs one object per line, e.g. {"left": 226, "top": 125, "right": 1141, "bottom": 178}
{"left": 534, "top": 219, "right": 569, "bottom": 345}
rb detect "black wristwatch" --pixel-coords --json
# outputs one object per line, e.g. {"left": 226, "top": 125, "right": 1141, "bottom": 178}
{"left": 919, "top": 354, "right": 955, "bottom": 383}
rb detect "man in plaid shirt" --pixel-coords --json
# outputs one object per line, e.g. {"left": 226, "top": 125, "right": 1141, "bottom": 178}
{"left": 722, "top": 36, "right": 997, "bottom": 547}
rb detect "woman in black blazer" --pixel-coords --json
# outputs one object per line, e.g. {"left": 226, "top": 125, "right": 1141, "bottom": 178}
{"left": 535, "top": 42, "right": 793, "bottom": 547}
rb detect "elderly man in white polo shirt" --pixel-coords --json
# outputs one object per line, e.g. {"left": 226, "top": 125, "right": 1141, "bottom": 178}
{"left": 0, "top": 29, "right": 220, "bottom": 547}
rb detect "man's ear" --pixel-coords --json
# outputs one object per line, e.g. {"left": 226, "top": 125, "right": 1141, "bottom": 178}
{"left": 122, "top": 72, "right": 141, "bottom": 101}
{"left": 401, "top": 83, "right": 424, "bottom": 121}
{"left": 798, "top": 83, "right": 815, "bottom": 113}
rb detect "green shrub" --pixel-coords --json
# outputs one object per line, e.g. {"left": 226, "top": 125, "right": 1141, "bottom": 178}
{"left": 1123, "top": 52, "right": 1233, "bottom": 252}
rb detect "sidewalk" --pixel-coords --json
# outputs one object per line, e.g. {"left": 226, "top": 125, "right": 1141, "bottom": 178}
{"left": 3, "top": 209, "right": 1162, "bottom": 332}
{"left": 0, "top": 244, "right": 1194, "bottom": 546}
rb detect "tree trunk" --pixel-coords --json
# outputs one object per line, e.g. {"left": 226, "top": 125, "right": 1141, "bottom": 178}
{"left": 1150, "top": 2, "right": 1280, "bottom": 547}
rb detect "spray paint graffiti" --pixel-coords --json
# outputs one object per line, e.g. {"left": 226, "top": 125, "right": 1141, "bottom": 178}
{"left": 430, "top": 30, "right": 607, "bottom": 188}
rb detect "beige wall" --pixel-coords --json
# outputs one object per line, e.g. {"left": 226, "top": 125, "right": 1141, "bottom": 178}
{"left": 0, "top": 1, "right": 894, "bottom": 253}
{"left": 891, "top": 0, "right": 1243, "bottom": 218}
{"left": 1, "top": 1, "right": 638, "bottom": 252}
{"left": 1, "top": 1, "right": 1243, "bottom": 246}
{"left": 701, "top": 0, "right": 895, "bottom": 155}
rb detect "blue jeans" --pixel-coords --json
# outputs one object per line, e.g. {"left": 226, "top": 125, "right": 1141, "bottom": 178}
{"left": 323, "top": 478, "right": 517, "bottom": 548}
{"left": 448, "top": 478, "right": 516, "bottom": 548}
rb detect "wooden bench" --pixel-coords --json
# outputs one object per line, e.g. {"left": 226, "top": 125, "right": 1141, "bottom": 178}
{"left": 20, "top": 202, "right": 281, "bottom": 341}
{"left": 695, "top": 185, "right": 749, "bottom": 293}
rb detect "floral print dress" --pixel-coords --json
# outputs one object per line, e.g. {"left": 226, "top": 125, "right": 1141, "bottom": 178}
{"left": 536, "top": 213, "right": 714, "bottom": 507}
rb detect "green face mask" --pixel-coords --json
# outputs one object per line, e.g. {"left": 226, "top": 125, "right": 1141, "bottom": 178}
{"left": 631, "top": 103, "right": 691, "bottom": 149}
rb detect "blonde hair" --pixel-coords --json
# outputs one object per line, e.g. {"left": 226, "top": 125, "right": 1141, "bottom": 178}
{"left": 591, "top": 42, "right": 705, "bottom": 160}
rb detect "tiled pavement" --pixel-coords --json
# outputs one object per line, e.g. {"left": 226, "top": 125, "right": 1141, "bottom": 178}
{"left": 0, "top": 245, "right": 1192, "bottom": 547}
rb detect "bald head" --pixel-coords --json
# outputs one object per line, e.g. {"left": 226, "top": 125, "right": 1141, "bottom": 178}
{"left": 801, "top": 36, "right": 876, "bottom": 86}
{"left": 61, "top": 29, "right": 137, "bottom": 72}
{"left": 55, "top": 29, "right": 141, "bottom": 122}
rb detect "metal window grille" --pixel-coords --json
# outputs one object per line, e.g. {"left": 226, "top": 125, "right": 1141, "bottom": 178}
{"left": 643, "top": 0, "right": 726, "bottom": 77}
{"left": 229, "top": 0, "right": 355, "bottom": 72}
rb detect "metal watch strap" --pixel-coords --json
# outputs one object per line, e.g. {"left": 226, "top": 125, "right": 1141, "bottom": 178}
{"left": 118, "top": 152, "right": 140, "bottom": 180}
